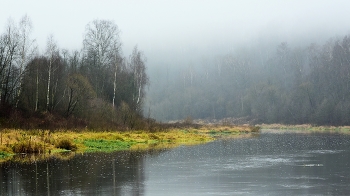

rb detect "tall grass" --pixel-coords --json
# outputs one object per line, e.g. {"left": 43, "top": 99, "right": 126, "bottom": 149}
{"left": 12, "top": 141, "right": 44, "bottom": 153}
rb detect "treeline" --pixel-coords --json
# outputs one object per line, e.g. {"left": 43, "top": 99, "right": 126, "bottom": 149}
{"left": 0, "top": 16, "right": 148, "bottom": 129}
{"left": 149, "top": 35, "right": 350, "bottom": 125}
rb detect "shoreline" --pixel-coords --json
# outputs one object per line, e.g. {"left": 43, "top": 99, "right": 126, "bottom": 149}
{"left": 258, "top": 124, "right": 350, "bottom": 132}
{"left": 0, "top": 125, "right": 259, "bottom": 162}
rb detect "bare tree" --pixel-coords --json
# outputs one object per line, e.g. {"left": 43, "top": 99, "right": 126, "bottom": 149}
{"left": 65, "top": 73, "right": 95, "bottom": 117}
{"left": 129, "top": 46, "right": 149, "bottom": 113}
{"left": 45, "top": 35, "right": 59, "bottom": 111}
{"left": 112, "top": 53, "right": 122, "bottom": 108}
{"left": 15, "top": 15, "right": 37, "bottom": 107}
{"left": 0, "top": 18, "right": 19, "bottom": 107}
{"left": 83, "top": 20, "right": 121, "bottom": 98}
{"left": 83, "top": 19, "right": 121, "bottom": 68}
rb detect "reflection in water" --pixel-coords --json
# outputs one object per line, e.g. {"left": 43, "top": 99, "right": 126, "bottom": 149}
{"left": 142, "top": 132, "right": 350, "bottom": 196}
{"left": 0, "top": 149, "right": 165, "bottom": 196}
{"left": 1, "top": 131, "right": 350, "bottom": 195}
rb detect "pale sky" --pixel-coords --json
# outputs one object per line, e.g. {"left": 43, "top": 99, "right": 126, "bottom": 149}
{"left": 1, "top": 0, "right": 350, "bottom": 64}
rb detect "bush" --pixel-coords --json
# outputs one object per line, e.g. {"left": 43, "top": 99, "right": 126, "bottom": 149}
{"left": 148, "top": 133, "right": 160, "bottom": 140}
{"left": 250, "top": 126, "right": 261, "bottom": 132}
{"left": 12, "top": 141, "right": 44, "bottom": 153}
{"left": 55, "top": 139, "right": 77, "bottom": 151}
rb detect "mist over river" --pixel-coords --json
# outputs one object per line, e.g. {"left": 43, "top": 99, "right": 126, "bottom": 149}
{"left": 1, "top": 130, "right": 350, "bottom": 195}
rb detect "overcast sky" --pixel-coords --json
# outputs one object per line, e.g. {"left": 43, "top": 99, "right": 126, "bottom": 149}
{"left": 1, "top": 0, "right": 350, "bottom": 64}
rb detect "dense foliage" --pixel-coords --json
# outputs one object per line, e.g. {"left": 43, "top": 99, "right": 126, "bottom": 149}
{"left": 0, "top": 16, "right": 148, "bottom": 129}
{"left": 149, "top": 36, "right": 350, "bottom": 125}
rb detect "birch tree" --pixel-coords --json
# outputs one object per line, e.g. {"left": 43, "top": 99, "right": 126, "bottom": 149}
{"left": 45, "top": 35, "right": 59, "bottom": 111}
{"left": 83, "top": 19, "right": 121, "bottom": 98}
{"left": 112, "top": 53, "right": 122, "bottom": 108}
{"left": 18, "top": 57, "right": 47, "bottom": 111}
{"left": 129, "top": 46, "right": 148, "bottom": 113}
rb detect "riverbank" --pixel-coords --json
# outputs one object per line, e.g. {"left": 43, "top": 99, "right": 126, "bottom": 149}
{"left": 0, "top": 125, "right": 259, "bottom": 162}
{"left": 258, "top": 124, "right": 350, "bottom": 132}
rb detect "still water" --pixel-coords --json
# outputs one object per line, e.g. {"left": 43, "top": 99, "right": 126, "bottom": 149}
{"left": 1, "top": 130, "right": 350, "bottom": 195}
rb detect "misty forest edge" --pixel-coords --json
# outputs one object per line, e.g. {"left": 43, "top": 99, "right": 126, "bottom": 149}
{"left": 1, "top": 15, "right": 350, "bottom": 131}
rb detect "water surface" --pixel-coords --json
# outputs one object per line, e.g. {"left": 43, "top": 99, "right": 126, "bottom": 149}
{"left": 1, "top": 130, "right": 350, "bottom": 195}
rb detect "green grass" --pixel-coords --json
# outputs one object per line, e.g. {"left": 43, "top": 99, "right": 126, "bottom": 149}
{"left": 82, "top": 139, "right": 136, "bottom": 152}
{"left": 0, "top": 151, "right": 11, "bottom": 159}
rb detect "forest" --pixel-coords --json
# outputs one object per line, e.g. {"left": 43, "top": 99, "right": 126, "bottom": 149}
{"left": 148, "top": 35, "right": 350, "bottom": 126}
{"left": 2, "top": 15, "right": 350, "bottom": 128}
{"left": 0, "top": 16, "right": 149, "bottom": 130}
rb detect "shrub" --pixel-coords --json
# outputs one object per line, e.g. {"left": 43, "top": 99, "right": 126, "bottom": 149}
{"left": 55, "top": 139, "right": 77, "bottom": 151}
{"left": 12, "top": 141, "right": 44, "bottom": 153}
{"left": 250, "top": 126, "right": 261, "bottom": 132}
{"left": 148, "top": 133, "right": 160, "bottom": 140}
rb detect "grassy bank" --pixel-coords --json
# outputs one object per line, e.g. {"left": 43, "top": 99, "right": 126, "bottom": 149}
{"left": 259, "top": 124, "right": 350, "bottom": 132}
{"left": 0, "top": 125, "right": 259, "bottom": 162}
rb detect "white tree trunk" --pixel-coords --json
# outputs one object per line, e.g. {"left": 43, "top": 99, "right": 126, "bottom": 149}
{"left": 113, "top": 66, "right": 117, "bottom": 108}
{"left": 35, "top": 65, "right": 39, "bottom": 111}
{"left": 45, "top": 35, "right": 57, "bottom": 111}
{"left": 136, "top": 73, "right": 142, "bottom": 105}
{"left": 46, "top": 60, "right": 51, "bottom": 111}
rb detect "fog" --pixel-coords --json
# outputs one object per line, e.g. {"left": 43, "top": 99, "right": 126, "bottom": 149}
{"left": 2, "top": 0, "right": 350, "bottom": 124}
{"left": 2, "top": 1, "right": 349, "bottom": 55}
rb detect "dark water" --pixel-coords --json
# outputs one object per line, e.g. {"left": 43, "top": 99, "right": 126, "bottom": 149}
{"left": 1, "top": 130, "right": 350, "bottom": 196}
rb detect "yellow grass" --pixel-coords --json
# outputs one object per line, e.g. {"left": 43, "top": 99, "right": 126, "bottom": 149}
{"left": 0, "top": 125, "right": 259, "bottom": 162}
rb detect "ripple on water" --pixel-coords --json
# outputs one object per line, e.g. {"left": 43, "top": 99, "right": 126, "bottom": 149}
{"left": 307, "top": 149, "right": 343, "bottom": 154}
{"left": 221, "top": 155, "right": 292, "bottom": 171}
{"left": 281, "top": 175, "right": 326, "bottom": 180}
{"left": 278, "top": 184, "right": 315, "bottom": 189}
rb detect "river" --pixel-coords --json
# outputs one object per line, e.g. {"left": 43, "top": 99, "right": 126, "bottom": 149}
{"left": 1, "top": 129, "right": 350, "bottom": 195}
